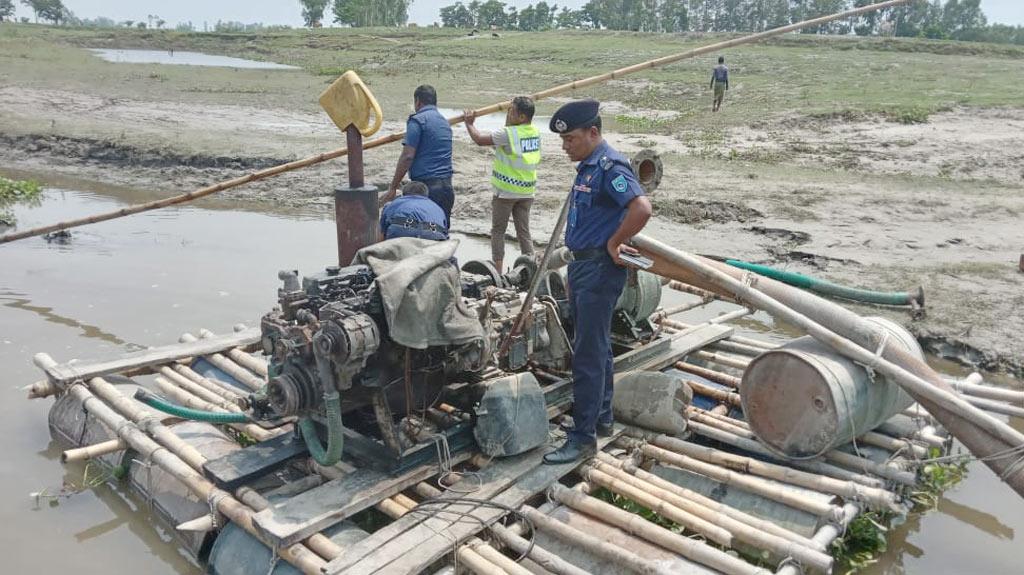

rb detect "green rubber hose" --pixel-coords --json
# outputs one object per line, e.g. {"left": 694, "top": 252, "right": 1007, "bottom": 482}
{"left": 134, "top": 389, "right": 250, "bottom": 424}
{"left": 298, "top": 390, "right": 344, "bottom": 467}
{"left": 723, "top": 259, "right": 924, "bottom": 307}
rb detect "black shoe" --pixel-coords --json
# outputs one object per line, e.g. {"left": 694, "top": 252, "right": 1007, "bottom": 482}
{"left": 543, "top": 440, "right": 597, "bottom": 465}
{"left": 597, "top": 421, "right": 615, "bottom": 438}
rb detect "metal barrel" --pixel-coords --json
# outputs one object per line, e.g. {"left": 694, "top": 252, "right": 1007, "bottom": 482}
{"left": 740, "top": 317, "right": 920, "bottom": 459}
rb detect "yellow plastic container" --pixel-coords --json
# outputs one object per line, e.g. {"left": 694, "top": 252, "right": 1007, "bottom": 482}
{"left": 318, "top": 71, "right": 383, "bottom": 137}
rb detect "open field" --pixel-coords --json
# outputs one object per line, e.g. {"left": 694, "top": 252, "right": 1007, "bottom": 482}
{"left": 2, "top": 23, "right": 1023, "bottom": 376}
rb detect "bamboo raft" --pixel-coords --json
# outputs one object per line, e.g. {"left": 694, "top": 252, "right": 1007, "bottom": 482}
{"left": 29, "top": 275, "right": 1012, "bottom": 575}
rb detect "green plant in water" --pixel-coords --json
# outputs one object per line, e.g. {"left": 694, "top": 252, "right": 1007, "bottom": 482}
{"left": 910, "top": 447, "right": 969, "bottom": 509}
{"left": 0, "top": 176, "right": 43, "bottom": 226}
{"left": 831, "top": 511, "right": 892, "bottom": 573}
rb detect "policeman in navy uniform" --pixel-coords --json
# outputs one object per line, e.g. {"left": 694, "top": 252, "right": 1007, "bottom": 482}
{"left": 379, "top": 181, "right": 448, "bottom": 241}
{"left": 543, "top": 99, "right": 653, "bottom": 464}
{"left": 381, "top": 85, "right": 455, "bottom": 228}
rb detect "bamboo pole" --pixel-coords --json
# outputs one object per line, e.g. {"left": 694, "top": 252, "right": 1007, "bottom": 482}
{"left": 692, "top": 349, "right": 750, "bottom": 370}
{"left": 685, "top": 420, "right": 902, "bottom": 489}
{"left": 180, "top": 333, "right": 265, "bottom": 391}
{"left": 62, "top": 438, "right": 127, "bottom": 463}
{"left": 657, "top": 318, "right": 779, "bottom": 351}
{"left": 371, "top": 482, "right": 508, "bottom": 575}
{"left": 549, "top": 483, "right": 771, "bottom": 575}
{"left": 675, "top": 361, "right": 742, "bottom": 388}
{"left": 595, "top": 453, "right": 825, "bottom": 553}
{"left": 411, "top": 482, "right": 588, "bottom": 575}
{"left": 667, "top": 280, "right": 737, "bottom": 303}
{"left": 686, "top": 412, "right": 918, "bottom": 485}
{"left": 158, "top": 366, "right": 244, "bottom": 408}
{"left": 688, "top": 378, "right": 743, "bottom": 407}
{"left": 631, "top": 233, "right": 1024, "bottom": 497}
{"left": 586, "top": 459, "right": 834, "bottom": 573}
{"left": 516, "top": 503, "right": 667, "bottom": 572}
{"left": 199, "top": 329, "right": 269, "bottom": 377}
{"left": 707, "top": 339, "right": 768, "bottom": 357}
{"left": 60, "top": 383, "right": 326, "bottom": 573}
{"left": 0, "top": 0, "right": 911, "bottom": 245}
{"left": 628, "top": 440, "right": 838, "bottom": 518}
{"left": 580, "top": 464, "right": 736, "bottom": 547}
{"left": 34, "top": 352, "right": 337, "bottom": 567}
{"left": 639, "top": 435, "right": 901, "bottom": 512}
{"left": 170, "top": 363, "right": 247, "bottom": 402}
{"left": 961, "top": 395, "right": 1024, "bottom": 419}
{"left": 692, "top": 407, "right": 929, "bottom": 459}
{"left": 951, "top": 373, "right": 1024, "bottom": 405}
{"left": 518, "top": 505, "right": 673, "bottom": 575}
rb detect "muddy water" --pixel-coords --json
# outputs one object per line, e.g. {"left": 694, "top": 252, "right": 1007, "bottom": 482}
{"left": 1, "top": 176, "right": 1021, "bottom": 573}
{"left": 88, "top": 48, "right": 299, "bottom": 70}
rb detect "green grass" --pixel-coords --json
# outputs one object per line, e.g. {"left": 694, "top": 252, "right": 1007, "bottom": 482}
{"left": 2, "top": 23, "right": 1023, "bottom": 132}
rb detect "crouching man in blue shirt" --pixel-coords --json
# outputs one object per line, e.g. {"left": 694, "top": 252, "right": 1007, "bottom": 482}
{"left": 379, "top": 181, "right": 448, "bottom": 241}
{"left": 543, "top": 99, "right": 653, "bottom": 465}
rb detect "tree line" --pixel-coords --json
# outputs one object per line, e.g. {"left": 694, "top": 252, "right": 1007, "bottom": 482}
{"left": 298, "top": 0, "right": 414, "bottom": 28}
{"left": 437, "top": 0, "right": 1022, "bottom": 45}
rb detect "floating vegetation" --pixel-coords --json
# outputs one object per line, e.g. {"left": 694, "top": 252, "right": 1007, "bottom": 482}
{"left": 0, "top": 176, "right": 43, "bottom": 226}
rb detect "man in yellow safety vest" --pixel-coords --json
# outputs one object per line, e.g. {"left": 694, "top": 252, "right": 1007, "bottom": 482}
{"left": 464, "top": 96, "right": 541, "bottom": 272}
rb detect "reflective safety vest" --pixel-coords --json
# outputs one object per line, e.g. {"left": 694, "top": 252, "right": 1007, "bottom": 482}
{"left": 491, "top": 124, "right": 541, "bottom": 196}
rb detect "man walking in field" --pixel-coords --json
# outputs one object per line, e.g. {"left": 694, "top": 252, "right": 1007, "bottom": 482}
{"left": 710, "top": 56, "right": 729, "bottom": 112}
{"left": 464, "top": 96, "right": 541, "bottom": 272}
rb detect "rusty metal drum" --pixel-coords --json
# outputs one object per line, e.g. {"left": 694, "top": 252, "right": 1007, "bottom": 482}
{"left": 740, "top": 317, "right": 920, "bottom": 459}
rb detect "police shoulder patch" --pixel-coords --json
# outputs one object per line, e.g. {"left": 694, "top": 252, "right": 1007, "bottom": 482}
{"left": 611, "top": 174, "right": 628, "bottom": 193}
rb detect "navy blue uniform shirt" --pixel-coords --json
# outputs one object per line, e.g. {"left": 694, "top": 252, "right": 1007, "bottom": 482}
{"left": 403, "top": 105, "right": 453, "bottom": 181}
{"left": 565, "top": 141, "right": 644, "bottom": 251}
{"left": 380, "top": 195, "right": 448, "bottom": 240}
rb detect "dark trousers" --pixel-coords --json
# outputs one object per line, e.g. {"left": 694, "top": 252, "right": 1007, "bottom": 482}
{"left": 416, "top": 177, "right": 454, "bottom": 229}
{"left": 566, "top": 254, "right": 627, "bottom": 445}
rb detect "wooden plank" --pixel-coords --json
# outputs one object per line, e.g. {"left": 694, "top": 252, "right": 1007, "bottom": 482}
{"left": 613, "top": 337, "right": 672, "bottom": 372}
{"left": 203, "top": 431, "right": 308, "bottom": 490}
{"left": 327, "top": 432, "right": 621, "bottom": 575}
{"left": 42, "top": 328, "right": 261, "bottom": 385}
{"left": 252, "top": 458, "right": 454, "bottom": 547}
{"left": 634, "top": 323, "right": 734, "bottom": 373}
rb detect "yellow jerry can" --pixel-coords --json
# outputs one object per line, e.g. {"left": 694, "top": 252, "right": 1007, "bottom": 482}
{"left": 318, "top": 70, "right": 383, "bottom": 137}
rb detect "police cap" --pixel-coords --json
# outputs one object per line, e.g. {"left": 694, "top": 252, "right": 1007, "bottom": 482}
{"left": 550, "top": 99, "right": 600, "bottom": 134}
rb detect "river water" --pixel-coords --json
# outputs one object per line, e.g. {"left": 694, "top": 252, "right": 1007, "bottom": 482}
{"left": 0, "top": 175, "right": 1021, "bottom": 573}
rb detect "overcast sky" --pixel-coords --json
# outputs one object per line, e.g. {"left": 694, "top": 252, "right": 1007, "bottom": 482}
{"left": 11, "top": 1, "right": 1024, "bottom": 28}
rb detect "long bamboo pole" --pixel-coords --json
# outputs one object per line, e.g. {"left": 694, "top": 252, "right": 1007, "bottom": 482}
{"left": 0, "top": 0, "right": 910, "bottom": 245}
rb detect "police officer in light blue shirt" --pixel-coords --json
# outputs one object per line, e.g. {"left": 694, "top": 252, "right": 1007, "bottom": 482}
{"left": 543, "top": 99, "right": 653, "bottom": 465}
{"left": 382, "top": 85, "right": 455, "bottom": 228}
{"left": 379, "top": 181, "right": 448, "bottom": 241}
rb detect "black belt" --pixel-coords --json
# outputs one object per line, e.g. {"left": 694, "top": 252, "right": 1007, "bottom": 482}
{"left": 571, "top": 248, "right": 608, "bottom": 261}
{"left": 414, "top": 177, "right": 452, "bottom": 185}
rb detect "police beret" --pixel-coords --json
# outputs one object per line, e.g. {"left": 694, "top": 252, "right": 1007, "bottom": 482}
{"left": 550, "top": 99, "right": 600, "bottom": 133}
